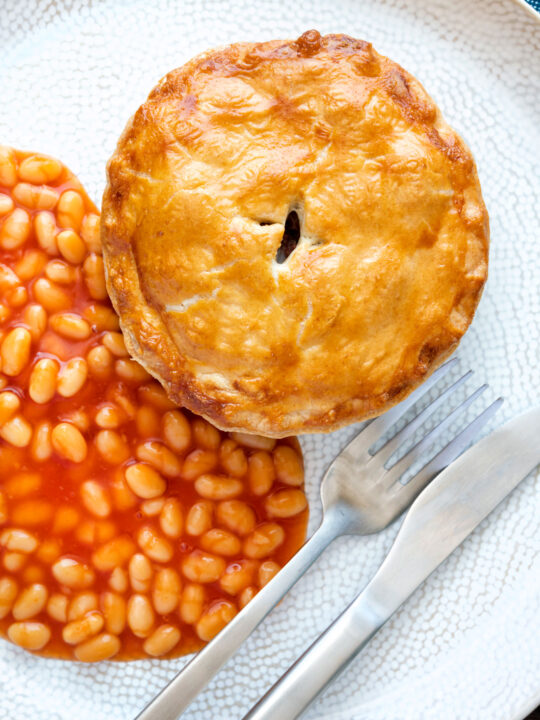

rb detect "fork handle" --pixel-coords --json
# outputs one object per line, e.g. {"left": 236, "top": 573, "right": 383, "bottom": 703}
{"left": 243, "top": 587, "right": 385, "bottom": 720}
{"left": 135, "top": 511, "right": 344, "bottom": 720}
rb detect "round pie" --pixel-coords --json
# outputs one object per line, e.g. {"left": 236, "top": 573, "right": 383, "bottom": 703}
{"left": 101, "top": 31, "right": 489, "bottom": 438}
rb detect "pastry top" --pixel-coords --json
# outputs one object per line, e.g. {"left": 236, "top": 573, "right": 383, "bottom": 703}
{"left": 101, "top": 31, "right": 489, "bottom": 437}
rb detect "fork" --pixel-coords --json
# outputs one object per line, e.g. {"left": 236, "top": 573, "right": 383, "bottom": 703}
{"left": 136, "top": 359, "right": 501, "bottom": 720}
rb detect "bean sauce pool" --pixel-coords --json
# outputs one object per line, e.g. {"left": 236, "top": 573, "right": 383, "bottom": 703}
{"left": 0, "top": 147, "right": 308, "bottom": 661}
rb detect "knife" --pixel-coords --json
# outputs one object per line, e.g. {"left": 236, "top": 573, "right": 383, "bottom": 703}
{"left": 243, "top": 406, "right": 540, "bottom": 720}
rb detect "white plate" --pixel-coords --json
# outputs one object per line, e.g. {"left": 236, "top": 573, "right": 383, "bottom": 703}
{"left": 1, "top": 0, "right": 539, "bottom": 718}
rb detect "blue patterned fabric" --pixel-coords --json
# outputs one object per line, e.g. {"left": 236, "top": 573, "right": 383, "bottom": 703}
{"left": 525, "top": 0, "right": 540, "bottom": 11}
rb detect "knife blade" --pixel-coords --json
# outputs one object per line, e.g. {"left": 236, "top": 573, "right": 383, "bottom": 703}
{"left": 244, "top": 406, "right": 540, "bottom": 720}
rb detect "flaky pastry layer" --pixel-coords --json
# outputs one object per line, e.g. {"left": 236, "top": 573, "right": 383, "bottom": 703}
{"left": 101, "top": 31, "right": 489, "bottom": 437}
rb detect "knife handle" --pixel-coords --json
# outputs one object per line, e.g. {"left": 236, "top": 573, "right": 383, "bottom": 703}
{"left": 243, "top": 588, "right": 386, "bottom": 720}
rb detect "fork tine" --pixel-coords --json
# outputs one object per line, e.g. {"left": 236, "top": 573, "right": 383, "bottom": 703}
{"left": 382, "top": 382, "right": 490, "bottom": 485}
{"left": 343, "top": 358, "right": 459, "bottom": 463}
{"left": 391, "top": 397, "right": 504, "bottom": 508}
{"left": 374, "top": 370, "right": 473, "bottom": 468}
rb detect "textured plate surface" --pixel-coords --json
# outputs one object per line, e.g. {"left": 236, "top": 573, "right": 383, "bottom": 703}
{"left": 0, "top": 1, "right": 539, "bottom": 718}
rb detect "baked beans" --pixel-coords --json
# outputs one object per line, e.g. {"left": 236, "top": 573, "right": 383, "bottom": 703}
{"left": 0, "top": 148, "right": 308, "bottom": 660}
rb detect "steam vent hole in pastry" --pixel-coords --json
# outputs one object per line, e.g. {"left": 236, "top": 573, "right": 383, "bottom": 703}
{"left": 275, "top": 210, "right": 301, "bottom": 264}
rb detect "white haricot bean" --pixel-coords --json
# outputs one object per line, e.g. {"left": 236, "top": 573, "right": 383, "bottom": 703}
{"left": 152, "top": 568, "right": 182, "bottom": 615}
{"left": 239, "top": 586, "right": 256, "bottom": 609}
{"left": 82, "top": 254, "right": 107, "bottom": 299}
{"left": 219, "top": 439, "right": 247, "bottom": 478}
{"left": 83, "top": 303, "right": 119, "bottom": 331}
{"left": 0, "top": 208, "right": 31, "bottom": 250}
{"left": 0, "top": 390, "right": 20, "bottom": 425}
{"left": 0, "top": 147, "right": 17, "bottom": 186}
{"left": 159, "top": 498, "right": 183, "bottom": 538}
{"left": 0, "top": 194, "right": 14, "bottom": 215}
{"left": 34, "top": 278, "right": 71, "bottom": 312}
{"left": 4, "top": 472, "right": 41, "bottom": 498}
{"left": 127, "top": 593, "right": 155, "bottom": 637}
{"left": 0, "top": 262, "right": 19, "bottom": 293}
{"left": 36, "top": 539, "right": 61, "bottom": 565}
{"left": 0, "top": 528, "right": 38, "bottom": 553}
{"left": 51, "top": 422, "right": 87, "bottom": 462}
{"left": 265, "top": 488, "right": 308, "bottom": 518}
{"left": 94, "top": 404, "right": 124, "bottom": 429}
{"left": 0, "top": 577, "right": 18, "bottom": 619}
{"left": 1, "top": 327, "right": 32, "bottom": 376}
{"left": 16, "top": 249, "right": 47, "bottom": 280}
{"left": 140, "top": 497, "right": 166, "bottom": 517}
{"left": 45, "top": 259, "right": 77, "bottom": 285}
{"left": 273, "top": 445, "right": 304, "bottom": 486}
{"left": 3, "top": 552, "right": 26, "bottom": 572}
{"left": 28, "top": 358, "right": 59, "bottom": 404}
{"left": 179, "top": 583, "right": 205, "bottom": 624}
{"left": 137, "top": 526, "right": 173, "bottom": 563}
{"left": 81, "top": 213, "right": 101, "bottom": 254}
{"left": 87, "top": 345, "right": 113, "bottom": 379}
{"left": 18, "top": 154, "right": 62, "bottom": 184}
{"left": 248, "top": 451, "right": 275, "bottom": 495}
{"left": 115, "top": 358, "right": 150, "bottom": 383}
{"left": 244, "top": 523, "right": 285, "bottom": 559}
{"left": 12, "top": 499, "right": 53, "bottom": 527}
{"left": 51, "top": 557, "right": 95, "bottom": 589}
{"left": 57, "top": 190, "right": 84, "bottom": 231}
{"left": 195, "top": 600, "right": 236, "bottom": 642}
{"left": 57, "top": 357, "right": 88, "bottom": 397}
{"left": 102, "top": 331, "right": 127, "bottom": 357}
{"left": 194, "top": 474, "right": 243, "bottom": 501}
{"left": 200, "top": 528, "right": 241, "bottom": 557}
{"left": 46, "top": 593, "right": 68, "bottom": 623}
{"left": 219, "top": 560, "right": 257, "bottom": 596}
{"left": 231, "top": 433, "right": 276, "bottom": 452}
{"left": 136, "top": 441, "right": 181, "bottom": 477}
{"left": 137, "top": 383, "right": 175, "bottom": 410}
{"left": 143, "top": 624, "right": 181, "bottom": 657}
{"left": 258, "top": 560, "right": 281, "bottom": 587}
{"left": 135, "top": 405, "right": 160, "bottom": 437}
{"left": 162, "top": 410, "right": 191, "bottom": 454}
{"left": 34, "top": 211, "right": 58, "bottom": 255}
{"left": 181, "top": 550, "right": 225, "bottom": 584}
{"left": 80, "top": 481, "right": 111, "bottom": 518}
{"left": 110, "top": 476, "right": 137, "bottom": 512}
{"left": 181, "top": 449, "right": 218, "bottom": 481}
{"left": 50, "top": 312, "right": 91, "bottom": 340}
{"left": 74, "top": 632, "right": 120, "bottom": 662}
{"left": 108, "top": 567, "right": 128, "bottom": 594}
{"left": 101, "top": 592, "right": 126, "bottom": 635}
{"left": 23, "top": 304, "right": 47, "bottom": 342}
{"left": 63, "top": 611, "right": 104, "bottom": 645}
{"left": 129, "top": 554, "right": 153, "bottom": 593}
{"left": 67, "top": 592, "right": 98, "bottom": 621}
{"left": 57, "top": 229, "right": 86, "bottom": 264}
{"left": 95, "top": 429, "right": 130, "bottom": 464}
{"left": 215, "top": 500, "right": 256, "bottom": 537}
{"left": 192, "top": 418, "right": 221, "bottom": 451}
{"left": 13, "top": 183, "right": 58, "bottom": 211}
{"left": 185, "top": 501, "right": 214, "bottom": 537}
{"left": 51, "top": 506, "right": 79, "bottom": 535}
{"left": 8, "top": 621, "right": 51, "bottom": 650}
{"left": 12, "top": 583, "right": 48, "bottom": 620}
{"left": 91, "top": 536, "right": 136, "bottom": 572}
{"left": 125, "top": 463, "right": 166, "bottom": 499}
{"left": 30, "top": 420, "right": 53, "bottom": 462}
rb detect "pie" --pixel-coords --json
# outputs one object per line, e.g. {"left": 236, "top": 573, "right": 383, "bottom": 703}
{"left": 101, "top": 30, "right": 489, "bottom": 437}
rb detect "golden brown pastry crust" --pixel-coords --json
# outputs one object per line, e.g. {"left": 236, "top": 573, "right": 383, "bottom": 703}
{"left": 101, "top": 31, "right": 489, "bottom": 437}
